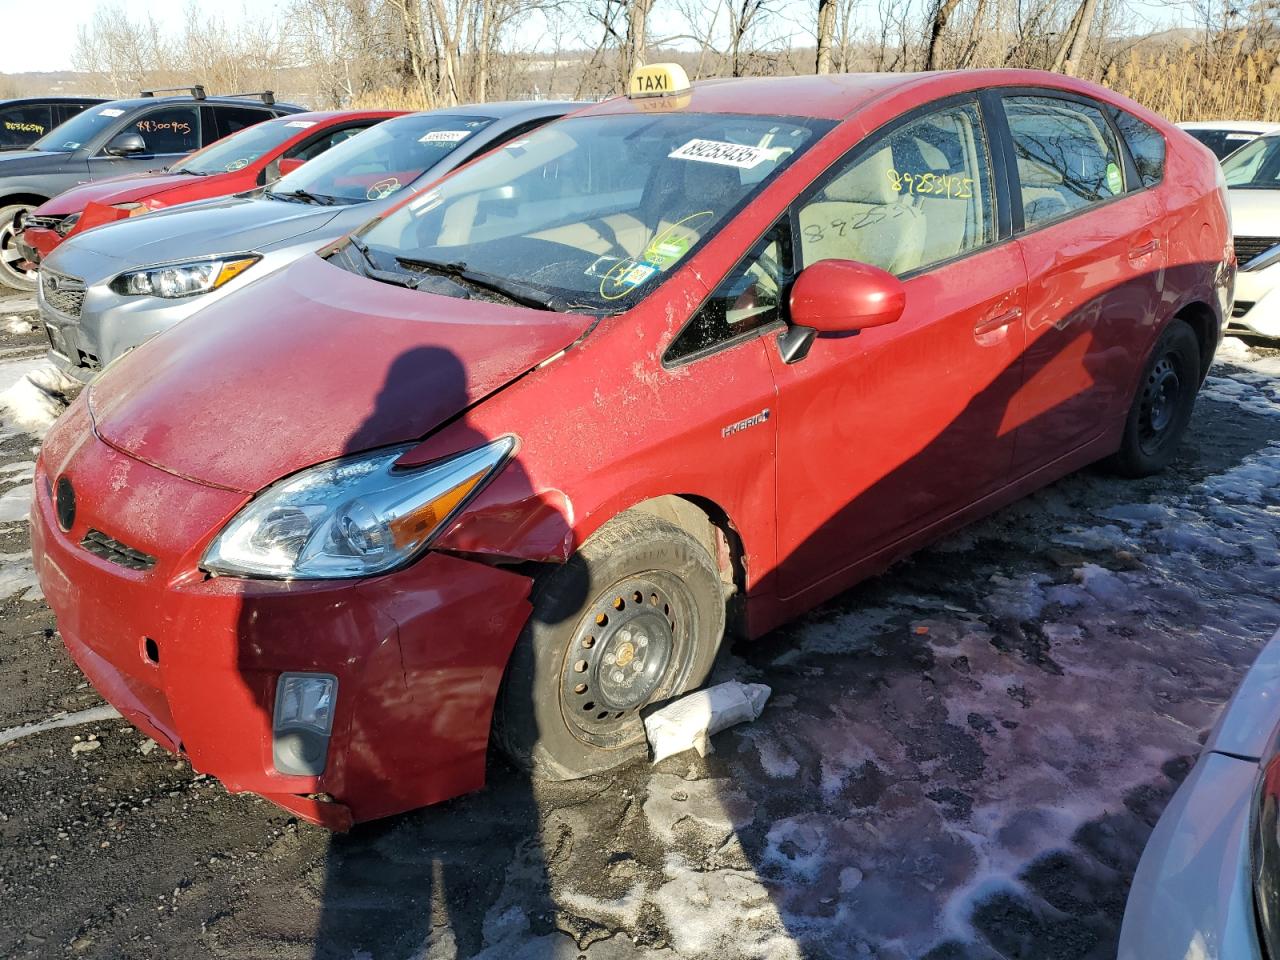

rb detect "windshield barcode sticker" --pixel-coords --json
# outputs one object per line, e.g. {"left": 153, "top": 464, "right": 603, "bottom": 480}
{"left": 669, "top": 139, "right": 769, "bottom": 169}
{"left": 285, "top": 120, "right": 317, "bottom": 128}
{"left": 98, "top": 108, "right": 125, "bottom": 117}
{"left": 420, "top": 130, "right": 472, "bottom": 143}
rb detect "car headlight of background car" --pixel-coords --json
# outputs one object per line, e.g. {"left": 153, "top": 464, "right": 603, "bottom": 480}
{"left": 202, "top": 437, "right": 516, "bottom": 579}
{"left": 109, "top": 254, "right": 260, "bottom": 299}
{"left": 54, "top": 213, "right": 81, "bottom": 237}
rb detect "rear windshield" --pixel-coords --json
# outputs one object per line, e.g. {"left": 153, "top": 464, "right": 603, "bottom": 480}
{"left": 33, "top": 103, "right": 131, "bottom": 152}
{"left": 173, "top": 116, "right": 301, "bottom": 174}
{"left": 265, "top": 113, "right": 494, "bottom": 204}
{"left": 349, "top": 112, "right": 831, "bottom": 312}
{"left": 1222, "top": 135, "right": 1280, "bottom": 189}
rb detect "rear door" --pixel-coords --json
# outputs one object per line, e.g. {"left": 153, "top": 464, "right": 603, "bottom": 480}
{"left": 996, "top": 92, "right": 1167, "bottom": 472}
{"left": 769, "top": 97, "right": 1028, "bottom": 599}
{"left": 0, "top": 104, "right": 53, "bottom": 148}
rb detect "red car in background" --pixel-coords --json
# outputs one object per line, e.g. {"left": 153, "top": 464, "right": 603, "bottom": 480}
{"left": 18, "top": 109, "right": 403, "bottom": 265}
{"left": 31, "top": 66, "right": 1232, "bottom": 828}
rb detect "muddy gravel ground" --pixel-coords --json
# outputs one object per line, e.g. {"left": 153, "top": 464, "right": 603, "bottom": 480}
{"left": 1, "top": 288, "right": 1279, "bottom": 960}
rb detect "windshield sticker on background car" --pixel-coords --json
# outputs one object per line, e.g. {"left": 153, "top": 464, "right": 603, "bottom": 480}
{"left": 98, "top": 108, "right": 125, "bottom": 117}
{"left": 886, "top": 169, "right": 974, "bottom": 199}
{"left": 420, "top": 130, "right": 472, "bottom": 143}
{"left": 668, "top": 138, "right": 769, "bottom": 169}
{"left": 366, "top": 177, "right": 401, "bottom": 201}
{"left": 285, "top": 120, "right": 316, "bottom": 128}
{"left": 224, "top": 158, "right": 250, "bottom": 172}
{"left": 1226, "top": 132, "right": 1254, "bottom": 141}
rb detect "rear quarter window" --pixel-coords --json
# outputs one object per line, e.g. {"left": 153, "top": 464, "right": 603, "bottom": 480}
{"left": 1114, "top": 110, "right": 1165, "bottom": 189}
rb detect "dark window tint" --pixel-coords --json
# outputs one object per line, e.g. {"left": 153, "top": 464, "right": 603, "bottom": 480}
{"left": 798, "top": 101, "right": 995, "bottom": 276}
{"left": 132, "top": 106, "right": 199, "bottom": 154}
{"left": 55, "top": 103, "right": 92, "bottom": 124}
{"left": 210, "top": 106, "right": 272, "bottom": 142}
{"left": 0, "top": 105, "right": 53, "bottom": 146}
{"left": 1113, "top": 110, "right": 1165, "bottom": 188}
{"left": 1184, "top": 128, "right": 1258, "bottom": 161}
{"left": 667, "top": 223, "right": 791, "bottom": 363}
{"left": 1004, "top": 95, "right": 1124, "bottom": 228}
{"left": 286, "top": 124, "right": 370, "bottom": 162}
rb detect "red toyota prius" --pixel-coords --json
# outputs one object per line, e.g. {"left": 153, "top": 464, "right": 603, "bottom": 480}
{"left": 31, "top": 67, "right": 1232, "bottom": 828}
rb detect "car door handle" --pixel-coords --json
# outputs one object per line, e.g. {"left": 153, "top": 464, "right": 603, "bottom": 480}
{"left": 1128, "top": 238, "right": 1160, "bottom": 261}
{"left": 974, "top": 307, "right": 1022, "bottom": 337}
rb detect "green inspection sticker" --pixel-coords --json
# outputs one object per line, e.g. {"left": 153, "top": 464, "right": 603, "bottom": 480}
{"left": 1105, "top": 161, "right": 1123, "bottom": 194}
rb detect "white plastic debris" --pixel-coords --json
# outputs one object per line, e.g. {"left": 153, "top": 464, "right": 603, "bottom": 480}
{"left": 644, "top": 680, "right": 771, "bottom": 763}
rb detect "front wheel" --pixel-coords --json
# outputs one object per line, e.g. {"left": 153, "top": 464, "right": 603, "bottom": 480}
{"left": 493, "top": 511, "right": 726, "bottom": 780}
{"left": 1107, "top": 319, "right": 1201, "bottom": 478}
{"left": 0, "top": 204, "right": 37, "bottom": 292}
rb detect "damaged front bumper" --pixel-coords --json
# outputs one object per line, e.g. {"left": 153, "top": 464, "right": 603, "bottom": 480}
{"left": 30, "top": 411, "right": 533, "bottom": 827}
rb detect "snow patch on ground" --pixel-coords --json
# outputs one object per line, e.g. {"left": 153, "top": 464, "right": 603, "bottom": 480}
{"left": 0, "top": 358, "right": 74, "bottom": 439}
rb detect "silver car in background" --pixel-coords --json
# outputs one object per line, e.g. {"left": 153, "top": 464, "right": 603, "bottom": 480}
{"left": 38, "top": 100, "right": 580, "bottom": 381}
{"left": 1119, "top": 625, "right": 1280, "bottom": 959}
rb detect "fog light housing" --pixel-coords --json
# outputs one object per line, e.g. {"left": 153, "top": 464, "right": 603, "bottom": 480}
{"left": 272, "top": 672, "right": 337, "bottom": 776}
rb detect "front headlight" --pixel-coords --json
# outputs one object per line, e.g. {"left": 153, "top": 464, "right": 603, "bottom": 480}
{"left": 201, "top": 437, "right": 516, "bottom": 579}
{"left": 54, "top": 212, "right": 81, "bottom": 237}
{"left": 109, "top": 254, "right": 260, "bottom": 299}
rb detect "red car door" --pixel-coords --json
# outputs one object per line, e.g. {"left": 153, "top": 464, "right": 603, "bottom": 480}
{"left": 768, "top": 99, "right": 1029, "bottom": 600}
{"left": 997, "top": 93, "right": 1168, "bottom": 471}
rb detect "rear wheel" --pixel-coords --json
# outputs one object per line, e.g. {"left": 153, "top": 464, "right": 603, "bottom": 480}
{"left": 0, "top": 204, "right": 37, "bottom": 292}
{"left": 1108, "top": 319, "right": 1201, "bottom": 477}
{"left": 493, "top": 511, "right": 725, "bottom": 780}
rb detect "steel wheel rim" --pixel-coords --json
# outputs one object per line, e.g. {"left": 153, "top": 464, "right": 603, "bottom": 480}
{"left": 560, "top": 572, "right": 691, "bottom": 747}
{"left": 1138, "top": 354, "right": 1182, "bottom": 454}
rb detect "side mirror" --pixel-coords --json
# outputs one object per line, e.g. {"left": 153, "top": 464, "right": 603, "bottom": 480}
{"left": 105, "top": 132, "right": 147, "bottom": 157}
{"left": 779, "top": 259, "right": 906, "bottom": 364}
{"left": 277, "top": 156, "right": 306, "bottom": 177}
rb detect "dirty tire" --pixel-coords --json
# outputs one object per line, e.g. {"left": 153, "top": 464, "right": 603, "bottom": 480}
{"left": 494, "top": 511, "right": 725, "bottom": 780}
{"left": 1108, "top": 318, "right": 1201, "bottom": 478}
{"left": 0, "top": 204, "right": 37, "bottom": 291}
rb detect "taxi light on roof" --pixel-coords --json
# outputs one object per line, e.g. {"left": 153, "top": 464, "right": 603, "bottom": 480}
{"left": 629, "top": 62, "right": 691, "bottom": 99}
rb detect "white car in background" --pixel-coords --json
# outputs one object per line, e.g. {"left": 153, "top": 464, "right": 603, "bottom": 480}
{"left": 1119, "top": 626, "right": 1280, "bottom": 959}
{"left": 1221, "top": 131, "right": 1280, "bottom": 339}
{"left": 1178, "top": 120, "right": 1280, "bottom": 160}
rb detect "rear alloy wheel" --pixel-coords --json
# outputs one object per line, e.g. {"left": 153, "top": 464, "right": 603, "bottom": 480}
{"left": 494, "top": 511, "right": 725, "bottom": 780}
{"left": 0, "top": 204, "right": 37, "bottom": 292}
{"left": 1108, "top": 319, "right": 1200, "bottom": 477}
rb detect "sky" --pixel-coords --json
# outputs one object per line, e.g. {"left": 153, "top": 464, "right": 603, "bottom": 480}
{"left": 0, "top": 0, "right": 1196, "bottom": 76}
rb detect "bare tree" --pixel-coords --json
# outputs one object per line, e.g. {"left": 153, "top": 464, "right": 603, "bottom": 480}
{"left": 816, "top": 0, "right": 838, "bottom": 73}
{"left": 924, "top": 0, "right": 962, "bottom": 70}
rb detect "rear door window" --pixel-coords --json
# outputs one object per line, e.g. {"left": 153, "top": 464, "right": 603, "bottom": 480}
{"left": 1003, "top": 95, "right": 1125, "bottom": 228}
{"left": 209, "top": 106, "right": 273, "bottom": 142}
{"left": 131, "top": 106, "right": 200, "bottom": 155}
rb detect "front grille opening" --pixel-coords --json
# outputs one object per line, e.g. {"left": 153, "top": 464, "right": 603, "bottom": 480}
{"left": 80, "top": 529, "right": 157, "bottom": 571}
{"left": 1236, "top": 236, "right": 1279, "bottom": 267}
{"left": 40, "top": 270, "right": 86, "bottom": 320}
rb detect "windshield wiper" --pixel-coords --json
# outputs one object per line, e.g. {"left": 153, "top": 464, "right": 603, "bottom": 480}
{"left": 171, "top": 168, "right": 208, "bottom": 176}
{"left": 341, "top": 236, "right": 420, "bottom": 289}
{"left": 270, "top": 188, "right": 335, "bottom": 206}
{"left": 395, "top": 256, "right": 560, "bottom": 311}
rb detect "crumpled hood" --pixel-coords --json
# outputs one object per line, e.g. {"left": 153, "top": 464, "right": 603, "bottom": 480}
{"left": 88, "top": 253, "right": 591, "bottom": 492}
{"left": 34, "top": 170, "right": 226, "bottom": 216}
{"left": 63, "top": 193, "right": 342, "bottom": 266}
{"left": 1230, "top": 188, "right": 1280, "bottom": 243}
